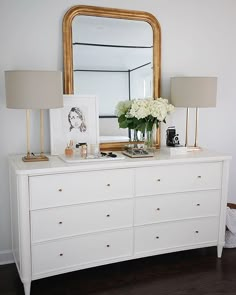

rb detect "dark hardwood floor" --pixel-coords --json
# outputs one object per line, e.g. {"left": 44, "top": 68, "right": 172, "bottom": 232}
{"left": 1, "top": 247, "right": 236, "bottom": 295}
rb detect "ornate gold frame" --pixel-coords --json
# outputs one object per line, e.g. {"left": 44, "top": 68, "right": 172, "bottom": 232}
{"left": 63, "top": 5, "right": 161, "bottom": 150}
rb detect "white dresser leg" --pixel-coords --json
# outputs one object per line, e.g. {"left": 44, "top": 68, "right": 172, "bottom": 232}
{"left": 23, "top": 282, "right": 31, "bottom": 295}
{"left": 217, "top": 244, "right": 223, "bottom": 258}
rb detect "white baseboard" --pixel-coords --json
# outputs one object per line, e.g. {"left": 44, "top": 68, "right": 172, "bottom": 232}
{"left": 0, "top": 250, "right": 14, "bottom": 265}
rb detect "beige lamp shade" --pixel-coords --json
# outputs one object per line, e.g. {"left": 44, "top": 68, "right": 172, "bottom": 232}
{"left": 5, "top": 71, "right": 63, "bottom": 109}
{"left": 170, "top": 77, "right": 217, "bottom": 108}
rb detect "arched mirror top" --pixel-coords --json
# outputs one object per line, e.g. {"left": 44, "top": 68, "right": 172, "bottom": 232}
{"left": 63, "top": 5, "right": 161, "bottom": 150}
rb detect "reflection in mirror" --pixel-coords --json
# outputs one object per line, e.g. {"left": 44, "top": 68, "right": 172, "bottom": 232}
{"left": 72, "top": 16, "right": 153, "bottom": 143}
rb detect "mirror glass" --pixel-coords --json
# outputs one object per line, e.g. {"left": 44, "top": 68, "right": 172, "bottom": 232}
{"left": 72, "top": 16, "right": 153, "bottom": 143}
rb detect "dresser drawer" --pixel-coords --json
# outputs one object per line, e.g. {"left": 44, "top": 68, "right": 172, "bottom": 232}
{"left": 135, "top": 162, "right": 222, "bottom": 196}
{"left": 31, "top": 199, "right": 133, "bottom": 242}
{"left": 135, "top": 190, "right": 221, "bottom": 225}
{"left": 32, "top": 229, "right": 133, "bottom": 276}
{"left": 30, "top": 169, "right": 134, "bottom": 210}
{"left": 134, "top": 217, "right": 218, "bottom": 255}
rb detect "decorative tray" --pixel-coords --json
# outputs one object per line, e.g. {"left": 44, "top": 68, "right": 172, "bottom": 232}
{"left": 59, "top": 153, "right": 125, "bottom": 163}
{"left": 122, "top": 145, "right": 154, "bottom": 158}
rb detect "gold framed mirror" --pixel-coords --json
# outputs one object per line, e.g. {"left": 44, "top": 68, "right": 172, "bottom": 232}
{"left": 63, "top": 5, "right": 161, "bottom": 150}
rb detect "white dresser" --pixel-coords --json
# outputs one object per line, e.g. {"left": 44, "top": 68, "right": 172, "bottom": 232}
{"left": 8, "top": 150, "right": 230, "bottom": 295}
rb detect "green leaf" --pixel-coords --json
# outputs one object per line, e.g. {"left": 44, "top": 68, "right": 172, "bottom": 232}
{"left": 134, "top": 118, "right": 145, "bottom": 132}
{"left": 119, "top": 120, "right": 128, "bottom": 128}
{"left": 118, "top": 114, "right": 126, "bottom": 123}
{"left": 147, "top": 120, "right": 154, "bottom": 131}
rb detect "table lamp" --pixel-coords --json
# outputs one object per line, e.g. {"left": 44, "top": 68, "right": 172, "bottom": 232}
{"left": 5, "top": 70, "right": 63, "bottom": 162}
{"left": 170, "top": 77, "right": 217, "bottom": 149}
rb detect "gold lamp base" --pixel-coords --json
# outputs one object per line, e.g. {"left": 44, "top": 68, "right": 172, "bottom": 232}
{"left": 23, "top": 109, "right": 49, "bottom": 162}
{"left": 22, "top": 153, "right": 49, "bottom": 162}
{"left": 186, "top": 146, "right": 202, "bottom": 152}
{"left": 185, "top": 107, "right": 202, "bottom": 152}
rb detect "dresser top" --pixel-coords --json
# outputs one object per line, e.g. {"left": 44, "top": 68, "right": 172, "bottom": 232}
{"left": 9, "top": 149, "right": 231, "bottom": 175}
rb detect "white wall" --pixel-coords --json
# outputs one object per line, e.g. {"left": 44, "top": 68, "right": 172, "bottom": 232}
{"left": 1, "top": 0, "right": 236, "bottom": 264}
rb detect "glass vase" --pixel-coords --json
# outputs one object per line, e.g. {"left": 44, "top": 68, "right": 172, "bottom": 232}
{"left": 133, "top": 129, "right": 139, "bottom": 142}
{"left": 131, "top": 129, "right": 144, "bottom": 143}
{"left": 125, "top": 129, "right": 145, "bottom": 152}
{"left": 145, "top": 128, "right": 155, "bottom": 150}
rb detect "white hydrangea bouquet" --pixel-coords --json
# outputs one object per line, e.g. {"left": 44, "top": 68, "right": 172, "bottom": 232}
{"left": 115, "top": 97, "right": 174, "bottom": 134}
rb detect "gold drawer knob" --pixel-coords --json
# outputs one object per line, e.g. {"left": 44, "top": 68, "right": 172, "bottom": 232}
{"left": 58, "top": 188, "right": 63, "bottom": 192}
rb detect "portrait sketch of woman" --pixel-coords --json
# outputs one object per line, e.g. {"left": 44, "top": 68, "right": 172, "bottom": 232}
{"left": 50, "top": 95, "right": 99, "bottom": 155}
{"left": 68, "top": 107, "right": 87, "bottom": 132}
{"left": 63, "top": 104, "right": 89, "bottom": 145}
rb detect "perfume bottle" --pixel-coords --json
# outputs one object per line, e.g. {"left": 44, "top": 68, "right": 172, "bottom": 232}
{"left": 64, "top": 140, "right": 74, "bottom": 157}
{"left": 80, "top": 143, "right": 87, "bottom": 158}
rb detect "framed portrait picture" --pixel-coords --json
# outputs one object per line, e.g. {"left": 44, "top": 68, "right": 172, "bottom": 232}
{"left": 50, "top": 95, "right": 99, "bottom": 155}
